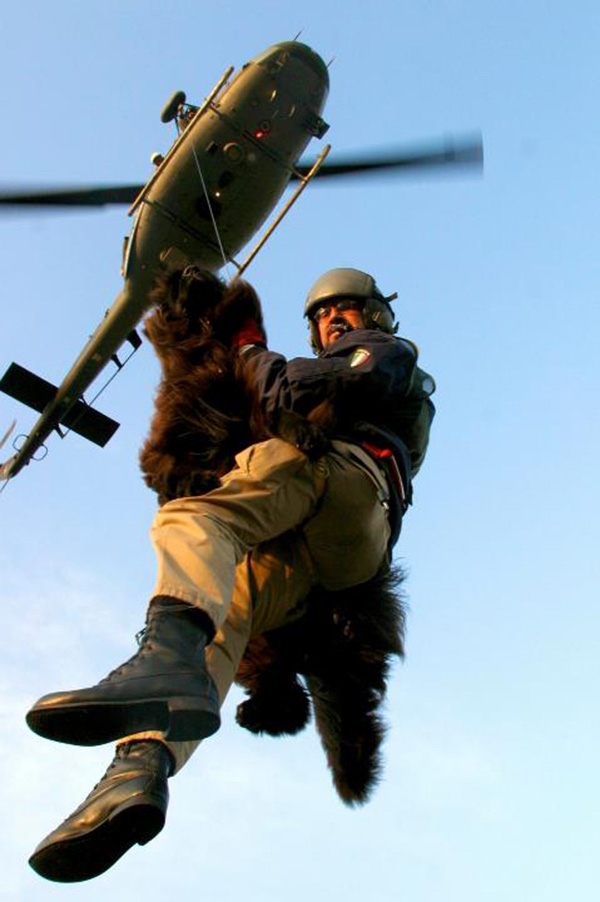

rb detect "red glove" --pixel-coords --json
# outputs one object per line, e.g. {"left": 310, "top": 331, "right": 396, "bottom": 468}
{"left": 231, "top": 320, "right": 267, "bottom": 350}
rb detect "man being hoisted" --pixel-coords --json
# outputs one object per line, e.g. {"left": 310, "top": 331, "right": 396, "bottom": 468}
{"left": 25, "top": 267, "right": 435, "bottom": 882}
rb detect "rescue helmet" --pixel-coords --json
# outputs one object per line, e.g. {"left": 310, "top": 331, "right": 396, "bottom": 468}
{"left": 304, "top": 267, "right": 398, "bottom": 352}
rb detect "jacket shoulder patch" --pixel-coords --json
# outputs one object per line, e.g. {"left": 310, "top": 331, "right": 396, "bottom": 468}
{"left": 350, "top": 348, "right": 371, "bottom": 368}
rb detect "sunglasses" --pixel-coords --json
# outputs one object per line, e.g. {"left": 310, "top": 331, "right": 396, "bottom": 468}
{"left": 312, "top": 298, "right": 364, "bottom": 322}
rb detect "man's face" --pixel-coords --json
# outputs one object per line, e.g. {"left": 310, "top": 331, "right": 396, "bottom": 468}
{"left": 314, "top": 298, "right": 366, "bottom": 349}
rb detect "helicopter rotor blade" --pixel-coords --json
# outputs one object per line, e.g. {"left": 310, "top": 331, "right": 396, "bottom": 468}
{"left": 0, "top": 135, "right": 483, "bottom": 209}
{"left": 292, "top": 135, "right": 483, "bottom": 181}
{"left": 0, "top": 419, "right": 16, "bottom": 451}
{"left": 0, "top": 184, "right": 143, "bottom": 208}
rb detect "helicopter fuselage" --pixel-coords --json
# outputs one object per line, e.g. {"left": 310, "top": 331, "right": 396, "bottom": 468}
{"left": 0, "top": 41, "right": 329, "bottom": 480}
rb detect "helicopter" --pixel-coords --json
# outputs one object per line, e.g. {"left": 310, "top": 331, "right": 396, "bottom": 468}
{"left": 0, "top": 39, "right": 482, "bottom": 483}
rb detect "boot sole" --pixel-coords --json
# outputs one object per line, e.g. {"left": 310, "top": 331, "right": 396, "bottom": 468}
{"left": 26, "top": 697, "right": 220, "bottom": 745}
{"left": 29, "top": 799, "right": 165, "bottom": 882}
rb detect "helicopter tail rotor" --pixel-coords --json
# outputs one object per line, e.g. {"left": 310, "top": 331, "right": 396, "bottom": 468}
{"left": 0, "top": 363, "right": 120, "bottom": 448}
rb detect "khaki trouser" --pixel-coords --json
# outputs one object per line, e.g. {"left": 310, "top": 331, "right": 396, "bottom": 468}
{"left": 122, "top": 438, "right": 391, "bottom": 773}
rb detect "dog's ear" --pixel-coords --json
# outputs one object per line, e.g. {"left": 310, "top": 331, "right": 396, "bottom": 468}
{"left": 147, "top": 268, "right": 183, "bottom": 317}
{"left": 147, "top": 266, "right": 225, "bottom": 321}
{"left": 177, "top": 267, "right": 225, "bottom": 315}
{"left": 215, "top": 279, "right": 265, "bottom": 338}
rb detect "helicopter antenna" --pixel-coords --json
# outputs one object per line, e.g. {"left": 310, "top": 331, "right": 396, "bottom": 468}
{"left": 327, "top": 56, "right": 336, "bottom": 68}
{"left": 292, "top": 29, "right": 303, "bottom": 41}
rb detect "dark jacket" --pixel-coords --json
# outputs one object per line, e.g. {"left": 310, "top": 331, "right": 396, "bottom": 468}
{"left": 247, "top": 330, "right": 435, "bottom": 545}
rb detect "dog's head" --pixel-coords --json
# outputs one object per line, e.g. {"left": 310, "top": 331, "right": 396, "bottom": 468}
{"left": 159, "top": 266, "right": 226, "bottom": 328}
{"left": 144, "top": 265, "right": 227, "bottom": 352}
{"left": 145, "top": 265, "right": 266, "bottom": 353}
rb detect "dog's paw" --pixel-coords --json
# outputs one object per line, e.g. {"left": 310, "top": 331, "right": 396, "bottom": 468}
{"left": 208, "top": 280, "right": 265, "bottom": 344}
{"left": 277, "top": 411, "right": 331, "bottom": 460}
{"left": 236, "top": 681, "right": 311, "bottom": 736}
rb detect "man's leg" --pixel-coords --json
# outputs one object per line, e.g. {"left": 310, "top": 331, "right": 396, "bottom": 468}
{"left": 26, "top": 439, "right": 327, "bottom": 747}
{"left": 148, "top": 438, "right": 326, "bottom": 627}
{"left": 28, "top": 536, "right": 315, "bottom": 882}
{"left": 116, "top": 442, "right": 390, "bottom": 772}
{"left": 302, "top": 441, "right": 392, "bottom": 589}
{"left": 163, "top": 530, "right": 315, "bottom": 772}
{"left": 28, "top": 446, "right": 391, "bottom": 882}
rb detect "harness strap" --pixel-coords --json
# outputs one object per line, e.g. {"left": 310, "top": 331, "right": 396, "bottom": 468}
{"left": 360, "top": 441, "right": 407, "bottom": 511}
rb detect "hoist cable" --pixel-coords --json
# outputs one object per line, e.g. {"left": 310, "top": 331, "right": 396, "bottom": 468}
{"left": 190, "top": 144, "right": 231, "bottom": 278}
{"left": 61, "top": 343, "right": 140, "bottom": 440}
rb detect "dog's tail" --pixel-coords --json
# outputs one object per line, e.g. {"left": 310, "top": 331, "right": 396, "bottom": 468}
{"left": 303, "top": 566, "right": 406, "bottom": 805}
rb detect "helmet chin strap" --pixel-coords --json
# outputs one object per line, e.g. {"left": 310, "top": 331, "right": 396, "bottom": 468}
{"left": 362, "top": 296, "right": 398, "bottom": 336}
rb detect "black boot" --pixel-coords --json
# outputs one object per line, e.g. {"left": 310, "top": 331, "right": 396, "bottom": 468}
{"left": 29, "top": 740, "right": 172, "bottom": 882}
{"left": 26, "top": 596, "right": 221, "bottom": 745}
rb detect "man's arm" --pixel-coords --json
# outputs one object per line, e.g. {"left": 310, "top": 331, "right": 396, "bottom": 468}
{"left": 243, "top": 331, "right": 420, "bottom": 426}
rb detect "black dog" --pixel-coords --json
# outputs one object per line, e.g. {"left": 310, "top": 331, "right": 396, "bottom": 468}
{"left": 140, "top": 266, "right": 405, "bottom": 805}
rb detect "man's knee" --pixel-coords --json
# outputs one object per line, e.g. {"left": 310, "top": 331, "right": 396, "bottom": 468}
{"left": 303, "top": 448, "right": 391, "bottom": 590}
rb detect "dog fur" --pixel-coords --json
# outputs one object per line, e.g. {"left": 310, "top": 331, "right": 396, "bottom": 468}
{"left": 140, "top": 266, "right": 406, "bottom": 805}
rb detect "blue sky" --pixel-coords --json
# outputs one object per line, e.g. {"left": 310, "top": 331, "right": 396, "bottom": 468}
{"left": 1, "top": 2, "right": 599, "bottom": 899}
